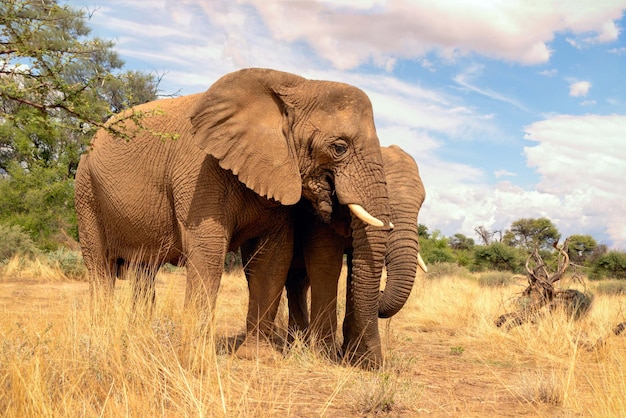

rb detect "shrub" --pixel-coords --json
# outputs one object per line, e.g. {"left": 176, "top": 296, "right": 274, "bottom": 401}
{"left": 594, "top": 280, "right": 626, "bottom": 295}
{"left": 426, "top": 262, "right": 471, "bottom": 279}
{"left": 590, "top": 252, "right": 626, "bottom": 280}
{"left": 47, "top": 248, "right": 86, "bottom": 280}
{"left": 453, "top": 249, "right": 475, "bottom": 269}
{"left": 472, "top": 243, "right": 525, "bottom": 273}
{"left": 419, "top": 230, "right": 456, "bottom": 265}
{"left": 0, "top": 223, "right": 38, "bottom": 262}
{"left": 0, "top": 164, "right": 77, "bottom": 251}
{"left": 477, "top": 271, "right": 516, "bottom": 287}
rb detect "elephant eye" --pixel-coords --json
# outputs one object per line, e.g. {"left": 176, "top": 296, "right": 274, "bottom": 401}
{"left": 331, "top": 140, "right": 349, "bottom": 157}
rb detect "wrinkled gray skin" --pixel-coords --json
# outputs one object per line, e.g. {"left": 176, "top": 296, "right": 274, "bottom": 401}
{"left": 281, "top": 145, "right": 425, "bottom": 364}
{"left": 74, "top": 68, "right": 391, "bottom": 364}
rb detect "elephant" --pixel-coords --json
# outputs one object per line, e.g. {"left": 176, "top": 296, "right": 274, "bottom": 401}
{"left": 275, "top": 145, "right": 426, "bottom": 364}
{"left": 74, "top": 68, "right": 392, "bottom": 365}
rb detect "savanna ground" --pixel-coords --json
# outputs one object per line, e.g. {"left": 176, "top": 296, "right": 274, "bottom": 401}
{"left": 1, "top": 257, "right": 625, "bottom": 417}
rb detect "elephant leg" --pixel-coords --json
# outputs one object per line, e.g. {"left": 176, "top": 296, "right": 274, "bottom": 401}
{"left": 305, "top": 222, "right": 344, "bottom": 350}
{"left": 239, "top": 225, "right": 293, "bottom": 359}
{"left": 284, "top": 265, "right": 310, "bottom": 342}
{"left": 74, "top": 178, "right": 116, "bottom": 306}
{"left": 182, "top": 224, "right": 228, "bottom": 316}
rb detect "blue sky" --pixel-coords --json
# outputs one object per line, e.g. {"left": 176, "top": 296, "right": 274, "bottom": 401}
{"left": 73, "top": 0, "right": 626, "bottom": 249}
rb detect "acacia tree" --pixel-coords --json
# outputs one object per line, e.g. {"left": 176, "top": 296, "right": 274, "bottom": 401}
{"left": 502, "top": 218, "right": 560, "bottom": 251}
{"left": 0, "top": 0, "right": 159, "bottom": 248}
{"left": 449, "top": 233, "right": 475, "bottom": 251}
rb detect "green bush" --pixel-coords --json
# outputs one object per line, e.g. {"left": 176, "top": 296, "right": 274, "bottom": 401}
{"left": 472, "top": 243, "right": 525, "bottom": 273}
{"left": 453, "top": 249, "right": 475, "bottom": 269}
{"left": 47, "top": 248, "right": 86, "bottom": 280}
{"left": 0, "top": 163, "right": 77, "bottom": 251}
{"left": 0, "top": 223, "right": 38, "bottom": 262}
{"left": 590, "top": 252, "right": 626, "bottom": 280}
{"left": 420, "top": 233, "right": 456, "bottom": 264}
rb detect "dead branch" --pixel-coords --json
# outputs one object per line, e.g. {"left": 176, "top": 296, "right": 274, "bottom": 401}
{"left": 496, "top": 238, "right": 592, "bottom": 329}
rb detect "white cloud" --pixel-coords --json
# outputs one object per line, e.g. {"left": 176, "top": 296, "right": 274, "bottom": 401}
{"left": 523, "top": 114, "right": 626, "bottom": 248}
{"left": 494, "top": 170, "right": 517, "bottom": 178}
{"left": 569, "top": 81, "right": 592, "bottom": 97}
{"left": 419, "top": 114, "right": 626, "bottom": 250}
{"left": 239, "top": 0, "right": 625, "bottom": 69}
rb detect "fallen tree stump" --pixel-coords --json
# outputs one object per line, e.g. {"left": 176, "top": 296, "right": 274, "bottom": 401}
{"left": 496, "top": 238, "right": 593, "bottom": 330}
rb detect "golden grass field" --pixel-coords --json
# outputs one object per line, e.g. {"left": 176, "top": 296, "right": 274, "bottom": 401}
{"left": 1, "top": 256, "right": 625, "bottom": 417}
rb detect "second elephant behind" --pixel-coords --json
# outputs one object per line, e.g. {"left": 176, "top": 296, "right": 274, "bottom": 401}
{"left": 244, "top": 144, "right": 426, "bottom": 362}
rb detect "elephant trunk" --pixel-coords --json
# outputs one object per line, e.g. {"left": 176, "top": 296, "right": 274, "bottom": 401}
{"left": 377, "top": 145, "right": 426, "bottom": 319}
{"left": 337, "top": 162, "right": 390, "bottom": 369}
{"left": 378, "top": 212, "right": 420, "bottom": 318}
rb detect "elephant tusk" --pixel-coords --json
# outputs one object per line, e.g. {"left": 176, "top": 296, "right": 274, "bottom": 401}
{"left": 348, "top": 204, "right": 385, "bottom": 227}
{"left": 417, "top": 252, "right": 428, "bottom": 273}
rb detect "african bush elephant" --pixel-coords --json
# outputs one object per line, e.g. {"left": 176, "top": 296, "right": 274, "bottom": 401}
{"left": 280, "top": 145, "right": 426, "bottom": 364}
{"left": 74, "top": 68, "right": 392, "bottom": 364}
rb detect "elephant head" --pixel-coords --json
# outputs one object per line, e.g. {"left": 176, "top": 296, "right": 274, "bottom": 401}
{"left": 189, "top": 69, "right": 392, "bottom": 364}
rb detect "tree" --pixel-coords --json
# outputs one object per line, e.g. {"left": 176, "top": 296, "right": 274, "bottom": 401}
{"left": 567, "top": 234, "right": 598, "bottom": 264}
{"left": 474, "top": 225, "right": 502, "bottom": 245}
{"left": 473, "top": 243, "right": 525, "bottom": 273}
{"left": 449, "top": 233, "right": 474, "bottom": 251}
{"left": 420, "top": 229, "right": 456, "bottom": 264}
{"left": 418, "top": 223, "right": 430, "bottom": 240}
{"left": 503, "top": 217, "right": 560, "bottom": 250}
{"left": 591, "top": 252, "right": 626, "bottom": 280}
{"left": 0, "top": 0, "right": 159, "bottom": 247}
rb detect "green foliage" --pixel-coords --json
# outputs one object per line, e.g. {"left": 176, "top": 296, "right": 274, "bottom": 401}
{"left": 47, "top": 248, "right": 86, "bottom": 280}
{"left": 0, "top": 0, "right": 159, "bottom": 248}
{"left": 590, "top": 252, "right": 626, "bottom": 280}
{"left": 503, "top": 217, "right": 560, "bottom": 250}
{"left": 417, "top": 223, "right": 429, "bottom": 239}
{"left": 415, "top": 223, "right": 623, "bottom": 278}
{"left": 0, "top": 223, "right": 38, "bottom": 261}
{"left": 420, "top": 230, "right": 455, "bottom": 264}
{"left": 567, "top": 234, "right": 598, "bottom": 263}
{"left": 472, "top": 243, "right": 525, "bottom": 273}
{"left": 0, "top": 162, "right": 76, "bottom": 249}
{"left": 453, "top": 249, "right": 474, "bottom": 269}
{"left": 449, "top": 233, "right": 474, "bottom": 250}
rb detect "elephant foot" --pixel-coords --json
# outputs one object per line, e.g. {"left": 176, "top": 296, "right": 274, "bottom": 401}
{"left": 235, "top": 335, "right": 281, "bottom": 363}
{"left": 341, "top": 343, "right": 383, "bottom": 370}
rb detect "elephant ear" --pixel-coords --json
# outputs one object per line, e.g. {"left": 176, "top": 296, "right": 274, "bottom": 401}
{"left": 189, "top": 68, "right": 303, "bottom": 205}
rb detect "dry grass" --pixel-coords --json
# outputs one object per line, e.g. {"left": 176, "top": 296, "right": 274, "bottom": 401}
{"left": 1, "top": 259, "right": 625, "bottom": 417}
